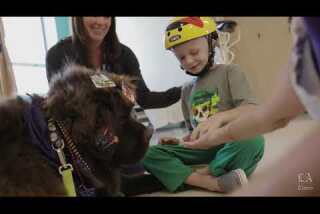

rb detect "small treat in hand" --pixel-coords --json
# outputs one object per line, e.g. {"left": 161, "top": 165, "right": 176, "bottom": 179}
{"left": 159, "top": 137, "right": 181, "bottom": 145}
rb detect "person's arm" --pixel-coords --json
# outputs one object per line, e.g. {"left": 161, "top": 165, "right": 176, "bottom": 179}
{"left": 232, "top": 126, "right": 320, "bottom": 196}
{"left": 189, "top": 103, "right": 257, "bottom": 142}
{"left": 136, "top": 81, "right": 182, "bottom": 109}
{"left": 207, "top": 64, "right": 259, "bottom": 123}
{"left": 122, "top": 45, "right": 181, "bottom": 109}
{"left": 182, "top": 65, "right": 306, "bottom": 149}
{"left": 226, "top": 64, "right": 305, "bottom": 141}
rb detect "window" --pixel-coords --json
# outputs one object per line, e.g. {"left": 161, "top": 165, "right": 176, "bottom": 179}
{"left": 2, "top": 17, "right": 70, "bottom": 95}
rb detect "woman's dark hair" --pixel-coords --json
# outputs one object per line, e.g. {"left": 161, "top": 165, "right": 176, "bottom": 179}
{"left": 71, "top": 17, "right": 121, "bottom": 71}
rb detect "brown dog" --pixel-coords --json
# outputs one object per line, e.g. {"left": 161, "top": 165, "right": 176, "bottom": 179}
{"left": 0, "top": 65, "right": 152, "bottom": 196}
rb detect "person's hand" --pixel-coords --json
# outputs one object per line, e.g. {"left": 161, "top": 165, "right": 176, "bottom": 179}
{"left": 181, "top": 114, "right": 231, "bottom": 149}
{"left": 181, "top": 126, "right": 230, "bottom": 149}
{"left": 159, "top": 137, "right": 181, "bottom": 145}
{"left": 182, "top": 134, "right": 191, "bottom": 142}
{"left": 189, "top": 113, "right": 228, "bottom": 142}
{"left": 189, "top": 120, "right": 211, "bottom": 142}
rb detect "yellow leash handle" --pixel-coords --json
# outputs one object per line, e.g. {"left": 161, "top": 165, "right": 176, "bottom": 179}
{"left": 60, "top": 166, "right": 77, "bottom": 197}
{"left": 49, "top": 119, "right": 77, "bottom": 197}
{"left": 54, "top": 141, "right": 77, "bottom": 197}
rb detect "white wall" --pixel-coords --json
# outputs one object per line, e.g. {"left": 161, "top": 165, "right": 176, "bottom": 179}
{"left": 2, "top": 17, "right": 58, "bottom": 94}
{"left": 116, "top": 17, "right": 193, "bottom": 128}
{"left": 231, "top": 17, "right": 292, "bottom": 103}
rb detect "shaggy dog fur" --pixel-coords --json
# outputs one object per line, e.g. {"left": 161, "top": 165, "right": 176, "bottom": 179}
{"left": 0, "top": 65, "right": 152, "bottom": 196}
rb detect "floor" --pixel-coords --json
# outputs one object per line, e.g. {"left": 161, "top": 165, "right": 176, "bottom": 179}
{"left": 138, "top": 114, "right": 319, "bottom": 197}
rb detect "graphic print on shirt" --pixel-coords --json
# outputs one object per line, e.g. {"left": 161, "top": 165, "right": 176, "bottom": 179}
{"left": 190, "top": 89, "right": 220, "bottom": 125}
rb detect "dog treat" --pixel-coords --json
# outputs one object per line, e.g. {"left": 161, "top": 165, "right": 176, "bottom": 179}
{"left": 159, "top": 137, "right": 181, "bottom": 145}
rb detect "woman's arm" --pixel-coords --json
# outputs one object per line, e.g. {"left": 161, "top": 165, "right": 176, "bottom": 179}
{"left": 226, "top": 64, "right": 305, "bottom": 141}
{"left": 189, "top": 103, "right": 257, "bottom": 143}
{"left": 182, "top": 65, "right": 306, "bottom": 149}
{"left": 121, "top": 45, "right": 181, "bottom": 109}
{"left": 232, "top": 126, "right": 320, "bottom": 196}
{"left": 136, "top": 81, "right": 181, "bottom": 109}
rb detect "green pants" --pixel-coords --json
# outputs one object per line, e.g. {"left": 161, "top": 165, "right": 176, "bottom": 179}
{"left": 142, "top": 136, "right": 265, "bottom": 192}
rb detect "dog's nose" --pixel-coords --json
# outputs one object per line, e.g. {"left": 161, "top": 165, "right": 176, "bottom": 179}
{"left": 145, "top": 127, "right": 154, "bottom": 141}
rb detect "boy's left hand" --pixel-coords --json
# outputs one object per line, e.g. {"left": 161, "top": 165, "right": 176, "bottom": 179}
{"left": 181, "top": 127, "right": 226, "bottom": 149}
{"left": 190, "top": 114, "right": 227, "bottom": 142}
{"left": 181, "top": 114, "right": 230, "bottom": 150}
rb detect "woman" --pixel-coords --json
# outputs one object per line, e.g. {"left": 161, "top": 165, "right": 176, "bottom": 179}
{"left": 46, "top": 17, "right": 181, "bottom": 109}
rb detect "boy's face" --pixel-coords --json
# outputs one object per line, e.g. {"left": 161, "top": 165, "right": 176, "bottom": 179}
{"left": 173, "top": 37, "right": 209, "bottom": 75}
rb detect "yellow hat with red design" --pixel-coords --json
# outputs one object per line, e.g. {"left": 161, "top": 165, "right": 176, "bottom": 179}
{"left": 165, "top": 17, "right": 217, "bottom": 49}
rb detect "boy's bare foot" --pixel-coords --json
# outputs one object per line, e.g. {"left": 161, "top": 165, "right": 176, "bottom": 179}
{"left": 185, "top": 171, "right": 222, "bottom": 192}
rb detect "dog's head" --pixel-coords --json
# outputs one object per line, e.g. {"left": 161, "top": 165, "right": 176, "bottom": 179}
{"left": 44, "top": 65, "right": 152, "bottom": 168}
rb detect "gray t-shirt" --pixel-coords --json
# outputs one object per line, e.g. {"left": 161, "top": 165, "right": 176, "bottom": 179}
{"left": 181, "top": 64, "right": 257, "bottom": 129}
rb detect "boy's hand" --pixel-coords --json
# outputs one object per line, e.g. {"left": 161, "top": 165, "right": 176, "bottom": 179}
{"left": 181, "top": 113, "right": 231, "bottom": 149}
{"left": 182, "top": 134, "right": 191, "bottom": 141}
{"left": 182, "top": 126, "right": 230, "bottom": 149}
{"left": 159, "top": 137, "right": 181, "bottom": 145}
{"left": 190, "top": 114, "right": 228, "bottom": 141}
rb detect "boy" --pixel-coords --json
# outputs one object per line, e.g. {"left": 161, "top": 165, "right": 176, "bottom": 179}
{"left": 142, "top": 17, "right": 265, "bottom": 193}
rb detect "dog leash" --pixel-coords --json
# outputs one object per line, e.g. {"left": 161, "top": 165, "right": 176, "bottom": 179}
{"left": 55, "top": 120, "right": 97, "bottom": 196}
{"left": 48, "top": 119, "right": 77, "bottom": 197}
{"left": 55, "top": 121, "right": 92, "bottom": 174}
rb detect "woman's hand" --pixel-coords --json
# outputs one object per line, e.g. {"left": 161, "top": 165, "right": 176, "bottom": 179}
{"left": 181, "top": 113, "right": 232, "bottom": 149}
{"left": 190, "top": 113, "right": 229, "bottom": 141}
{"left": 181, "top": 125, "right": 231, "bottom": 149}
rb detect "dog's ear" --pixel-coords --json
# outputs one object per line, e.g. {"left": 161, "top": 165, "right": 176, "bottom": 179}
{"left": 44, "top": 65, "right": 98, "bottom": 121}
{"left": 107, "top": 73, "right": 137, "bottom": 106}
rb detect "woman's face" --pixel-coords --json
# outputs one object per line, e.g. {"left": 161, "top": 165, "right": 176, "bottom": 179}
{"left": 83, "top": 17, "right": 112, "bottom": 45}
{"left": 173, "top": 37, "right": 209, "bottom": 75}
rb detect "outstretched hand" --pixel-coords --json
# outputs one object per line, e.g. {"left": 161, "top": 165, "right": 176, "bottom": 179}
{"left": 181, "top": 115, "right": 231, "bottom": 149}
{"left": 181, "top": 127, "right": 230, "bottom": 149}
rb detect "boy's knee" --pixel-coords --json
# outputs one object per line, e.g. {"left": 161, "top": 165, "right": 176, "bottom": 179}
{"left": 229, "top": 135, "right": 265, "bottom": 155}
{"left": 142, "top": 145, "right": 160, "bottom": 161}
{"left": 210, "top": 136, "right": 265, "bottom": 177}
{"left": 142, "top": 144, "right": 172, "bottom": 165}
